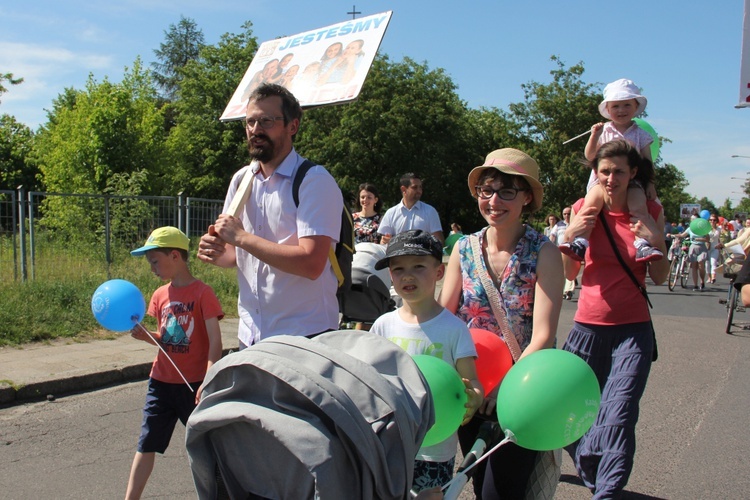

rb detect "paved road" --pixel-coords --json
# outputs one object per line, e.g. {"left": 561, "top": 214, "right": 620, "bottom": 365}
{"left": 556, "top": 276, "right": 750, "bottom": 499}
{"left": 1, "top": 275, "right": 749, "bottom": 499}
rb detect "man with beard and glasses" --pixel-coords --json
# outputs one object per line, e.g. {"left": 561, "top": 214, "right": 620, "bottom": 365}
{"left": 198, "top": 84, "right": 343, "bottom": 348}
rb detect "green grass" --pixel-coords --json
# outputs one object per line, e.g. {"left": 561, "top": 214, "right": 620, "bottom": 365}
{"left": 0, "top": 251, "right": 239, "bottom": 347}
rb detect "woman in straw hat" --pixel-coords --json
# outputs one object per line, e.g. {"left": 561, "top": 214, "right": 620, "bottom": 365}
{"left": 561, "top": 140, "right": 668, "bottom": 498}
{"left": 440, "top": 148, "right": 564, "bottom": 498}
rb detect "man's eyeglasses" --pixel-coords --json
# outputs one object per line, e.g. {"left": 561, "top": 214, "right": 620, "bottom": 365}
{"left": 245, "top": 116, "right": 284, "bottom": 130}
{"left": 709, "top": 218, "right": 717, "bottom": 222}
{"left": 475, "top": 185, "right": 526, "bottom": 201}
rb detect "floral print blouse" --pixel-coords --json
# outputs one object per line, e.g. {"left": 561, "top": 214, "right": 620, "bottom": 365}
{"left": 353, "top": 212, "right": 382, "bottom": 244}
{"left": 455, "top": 226, "right": 546, "bottom": 352}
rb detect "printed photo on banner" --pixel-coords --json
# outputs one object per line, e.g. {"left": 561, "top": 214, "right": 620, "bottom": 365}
{"left": 680, "top": 203, "right": 701, "bottom": 220}
{"left": 221, "top": 11, "right": 392, "bottom": 121}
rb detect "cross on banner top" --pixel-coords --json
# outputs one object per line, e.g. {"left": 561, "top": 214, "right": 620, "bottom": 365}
{"left": 347, "top": 5, "right": 361, "bottom": 19}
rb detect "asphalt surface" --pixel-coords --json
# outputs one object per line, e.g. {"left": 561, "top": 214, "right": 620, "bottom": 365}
{"left": 2, "top": 271, "right": 750, "bottom": 499}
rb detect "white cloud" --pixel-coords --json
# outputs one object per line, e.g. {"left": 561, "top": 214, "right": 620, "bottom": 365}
{"left": 659, "top": 113, "right": 750, "bottom": 204}
{"left": 0, "top": 41, "right": 114, "bottom": 127}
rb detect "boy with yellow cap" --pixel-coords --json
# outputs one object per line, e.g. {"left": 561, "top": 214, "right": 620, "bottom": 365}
{"left": 125, "top": 226, "right": 224, "bottom": 500}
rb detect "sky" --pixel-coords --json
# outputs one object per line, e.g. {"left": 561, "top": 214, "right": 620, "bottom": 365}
{"left": 1, "top": 0, "right": 748, "bottom": 207}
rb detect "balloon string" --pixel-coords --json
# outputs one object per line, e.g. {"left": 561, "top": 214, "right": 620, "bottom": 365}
{"left": 440, "top": 431, "right": 515, "bottom": 492}
{"left": 135, "top": 321, "right": 195, "bottom": 393}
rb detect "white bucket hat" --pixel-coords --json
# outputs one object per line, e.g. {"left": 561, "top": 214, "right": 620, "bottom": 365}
{"left": 598, "top": 79, "right": 647, "bottom": 119}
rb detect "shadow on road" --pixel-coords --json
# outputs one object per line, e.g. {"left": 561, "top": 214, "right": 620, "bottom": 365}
{"left": 727, "top": 327, "right": 750, "bottom": 337}
{"left": 559, "top": 474, "right": 667, "bottom": 499}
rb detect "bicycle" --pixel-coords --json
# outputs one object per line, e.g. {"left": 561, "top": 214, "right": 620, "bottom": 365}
{"left": 718, "top": 250, "right": 746, "bottom": 334}
{"left": 667, "top": 239, "right": 690, "bottom": 291}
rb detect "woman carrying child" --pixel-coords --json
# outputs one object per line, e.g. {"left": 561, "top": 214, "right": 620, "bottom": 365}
{"left": 560, "top": 78, "right": 662, "bottom": 264}
{"left": 562, "top": 140, "right": 668, "bottom": 498}
{"left": 439, "top": 148, "right": 564, "bottom": 498}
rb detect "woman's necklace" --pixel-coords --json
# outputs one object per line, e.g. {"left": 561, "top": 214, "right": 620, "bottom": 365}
{"left": 486, "top": 252, "right": 503, "bottom": 283}
{"left": 486, "top": 247, "right": 510, "bottom": 284}
{"left": 485, "top": 226, "right": 522, "bottom": 283}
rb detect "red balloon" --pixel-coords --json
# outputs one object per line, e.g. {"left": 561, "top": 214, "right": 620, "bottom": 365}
{"left": 470, "top": 328, "right": 514, "bottom": 394}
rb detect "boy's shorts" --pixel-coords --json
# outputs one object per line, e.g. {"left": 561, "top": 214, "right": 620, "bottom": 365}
{"left": 137, "top": 378, "right": 202, "bottom": 454}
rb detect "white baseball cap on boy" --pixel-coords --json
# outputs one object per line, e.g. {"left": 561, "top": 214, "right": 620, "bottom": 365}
{"left": 598, "top": 79, "right": 647, "bottom": 119}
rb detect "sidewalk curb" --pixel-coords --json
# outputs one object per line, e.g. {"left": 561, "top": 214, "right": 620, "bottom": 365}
{"left": 0, "top": 362, "right": 152, "bottom": 404}
{"left": 0, "top": 347, "right": 237, "bottom": 406}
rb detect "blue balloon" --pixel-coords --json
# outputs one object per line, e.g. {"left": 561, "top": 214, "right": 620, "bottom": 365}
{"left": 700, "top": 210, "right": 710, "bottom": 220}
{"left": 91, "top": 279, "right": 146, "bottom": 331}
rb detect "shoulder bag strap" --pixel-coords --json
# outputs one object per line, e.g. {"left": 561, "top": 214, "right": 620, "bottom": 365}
{"left": 469, "top": 234, "right": 523, "bottom": 362}
{"left": 598, "top": 210, "right": 658, "bottom": 361}
{"left": 597, "top": 211, "right": 653, "bottom": 309}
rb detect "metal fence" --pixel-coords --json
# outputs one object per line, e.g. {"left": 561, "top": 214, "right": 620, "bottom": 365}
{"left": 0, "top": 189, "right": 224, "bottom": 283}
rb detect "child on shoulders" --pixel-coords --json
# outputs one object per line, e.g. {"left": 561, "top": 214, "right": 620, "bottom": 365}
{"left": 559, "top": 78, "right": 662, "bottom": 263}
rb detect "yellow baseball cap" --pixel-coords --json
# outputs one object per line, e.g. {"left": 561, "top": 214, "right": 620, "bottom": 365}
{"left": 131, "top": 226, "right": 189, "bottom": 256}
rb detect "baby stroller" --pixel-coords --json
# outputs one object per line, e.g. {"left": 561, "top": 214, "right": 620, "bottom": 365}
{"left": 339, "top": 242, "right": 397, "bottom": 328}
{"left": 185, "top": 331, "right": 434, "bottom": 499}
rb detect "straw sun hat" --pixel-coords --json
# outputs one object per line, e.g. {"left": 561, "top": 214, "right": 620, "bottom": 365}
{"left": 467, "top": 148, "right": 543, "bottom": 213}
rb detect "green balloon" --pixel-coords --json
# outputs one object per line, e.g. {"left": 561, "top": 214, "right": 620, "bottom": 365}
{"left": 633, "top": 118, "right": 660, "bottom": 161}
{"left": 413, "top": 354, "right": 467, "bottom": 447}
{"left": 496, "top": 349, "right": 600, "bottom": 451}
{"left": 690, "top": 217, "right": 711, "bottom": 237}
{"left": 443, "top": 233, "right": 463, "bottom": 256}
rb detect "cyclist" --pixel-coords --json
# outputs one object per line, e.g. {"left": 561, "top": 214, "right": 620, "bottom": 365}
{"left": 716, "top": 224, "right": 750, "bottom": 257}
{"left": 734, "top": 258, "right": 750, "bottom": 306}
{"left": 707, "top": 214, "right": 721, "bottom": 284}
{"left": 675, "top": 215, "right": 709, "bottom": 291}
{"left": 667, "top": 224, "right": 685, "bottom": 262}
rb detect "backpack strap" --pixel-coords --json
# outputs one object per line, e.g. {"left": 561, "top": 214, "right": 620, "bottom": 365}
{"left": 292, "top": 159, "right": 345, "bottom": 287}
{"left": 292, "top": 159, "right": 316, "bottom": 207}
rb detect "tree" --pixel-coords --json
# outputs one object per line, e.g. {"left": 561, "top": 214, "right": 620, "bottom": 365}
{"left": 0, "top": 114, "right": 38, "bottom": 191}
{"left": 33, "top": 59, "right": 167, "bottom": 240}
{"left": 653, "top": 162, "right": 691, "bottom": 222}
{"left": 696, "top": 197, "right": 718, "bottom": 218}
{"left": 507, "top": 57, "right": 602, "bottom": 218}
{"left": 36, "top": 58, "right": 166, "bottom": 194}
{"left": 165, "top": 21, "right": 259, "bottom": 199}
{"left": 296, "top": 55, "right": 492, "bottom": 231}
{"left": 151, "top": 16, "right": 205, "bottom": 101}
{"left": 0, "top": 72, "right": 23, "bottom": 105}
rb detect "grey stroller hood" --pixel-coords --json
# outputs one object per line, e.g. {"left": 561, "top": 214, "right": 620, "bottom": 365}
{"left": 186, "top": 331, "right": 434, "bottom": 500}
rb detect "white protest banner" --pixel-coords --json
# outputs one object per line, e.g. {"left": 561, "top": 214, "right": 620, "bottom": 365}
{"left": 221, "top": 11, "right": 392, "bottom": 121}
{"left": 739, "top": 0, "right": 750, "bottom": 108}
